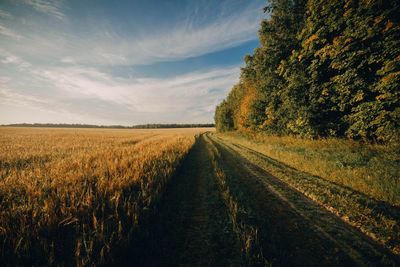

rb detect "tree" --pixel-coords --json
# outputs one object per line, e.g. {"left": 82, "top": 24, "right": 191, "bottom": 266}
{"left": 215, "top": 0, "right": 400, "bottom": 143}
{"left": 215, "top": 100, "right": 234, "bottom": 132}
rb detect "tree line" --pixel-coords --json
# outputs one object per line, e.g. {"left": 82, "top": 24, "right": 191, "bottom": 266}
{"left": 215, "top": 0, "right": 399, "bottom": 143}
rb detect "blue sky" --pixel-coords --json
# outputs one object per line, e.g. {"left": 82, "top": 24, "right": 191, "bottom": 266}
{"left": 0, "top": 0, "right": 266, "bottom": 125}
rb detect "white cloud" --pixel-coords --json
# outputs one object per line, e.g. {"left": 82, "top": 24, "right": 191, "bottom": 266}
{"left": 1, "top": 55, "right": 20, "bottom": 64}
{"left": 0, "top": 76, "right": 11, "bottom": 83}
{"left": 60, "top": 56, "right": 74, "bottom": 63}
{"left": 0, "top": 49, "right": 31, "bottom": 68}
{"left": 0, "top": 87, "right": 50, "bottom": 107}
{"left": 0, "top": 25, "right": 23, "bottom": 39}
{"left": 125, "top": 3, "right": 263, "bottom": 64}
{"left": 0, "top": 58, "right": 240, "bottom": 124}
{"left": 0, "top": 10, "right": 12, "bottom": 18}
{"left": 0, "top": 74, "right": 114, "bottom": 124}
{"left": 0, "top": 87, "right": 104, "bottom": 124}
{"left": 35, "top": 64, "right": 240, "bottom": 113}
{"left": 3, "top": 1, "right": 264, "bottom": 66}
{"left": 0, "top": 1, "right": 264, "bottom": 124}
{"left": 24, "top": 0, "right": 65, "bottom": 21}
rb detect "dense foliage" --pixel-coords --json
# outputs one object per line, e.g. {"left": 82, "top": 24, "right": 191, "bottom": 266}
{"left": 215, "top": 0, "right": 400, "bottom": 142}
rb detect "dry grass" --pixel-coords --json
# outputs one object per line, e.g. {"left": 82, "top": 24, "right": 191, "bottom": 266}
{"left": 0, "top": 127, "right": 207, "bottom": 266}
{"left": 216, "top": 131, "right": 400, "bottom": 255}
{"left": 217, "top": 131, "right": 400, "bottom": 206}
{"left": 204, "top": 134, "right": 268, "bottom": 266}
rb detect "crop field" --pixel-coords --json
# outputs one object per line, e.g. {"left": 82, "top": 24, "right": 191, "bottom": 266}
{"left": 0, "top": 127, "right": 204, "bottom": 266}
{"left": 1, "top": 127, "right": 399, "bottom": 266}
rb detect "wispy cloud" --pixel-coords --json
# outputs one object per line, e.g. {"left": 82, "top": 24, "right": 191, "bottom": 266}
{"left": 23, "top": 0, "right": 65, "bottom": 20}
{"left": 0, "top": 25, "right": 22, "bottom": 39}
{"left": 0, "top": 49, "right": 31, "bottom": 68}
{"left": 126, "top": 3, "right": 263, "bottom": 64}
{"left": 1, "top": 87, "right": 50, "bottom": 107}
{"left": 0, "top": 52, "right": 239, "bottom": 123}
{"left": 0, "top": 10, "right": 12, "bottom": 18}
{"left": 0, "top": 87, "right": 102, "bottom": 124}
{"left": 0, "top": 0, "right": 264, "bottom": 124}
{"left": 3, "top": 1, "right": 264, "bottom": 66}
{"left": 35, "top": 64, "right": 239, "bottom": 114}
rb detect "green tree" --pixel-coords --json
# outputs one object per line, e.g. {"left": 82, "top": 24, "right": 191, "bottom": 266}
{"left": 215, "top": 0, "right": 400, "bottom": 143}
{"left": 215, "top": 100, "right": 234, "bottom": 132}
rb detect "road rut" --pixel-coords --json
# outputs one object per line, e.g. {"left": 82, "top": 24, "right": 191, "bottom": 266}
{"left": 125, "top": 133, "right": 399, "bottom": 266}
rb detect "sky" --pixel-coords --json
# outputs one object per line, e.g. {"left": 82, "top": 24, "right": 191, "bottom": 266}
{"left": 0, "top": 0, "right": 266, "bottom": 125}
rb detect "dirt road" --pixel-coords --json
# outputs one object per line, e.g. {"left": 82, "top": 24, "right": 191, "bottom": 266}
{"left": 125, "top": 133, "right": 399, "bottom": 266}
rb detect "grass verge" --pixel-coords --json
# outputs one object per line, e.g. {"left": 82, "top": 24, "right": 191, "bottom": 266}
{"left": 216, "top": 131, "right": 400, "bottom": 255}
{"left": 217, "top": 131, "right": 399, "bottom": 206}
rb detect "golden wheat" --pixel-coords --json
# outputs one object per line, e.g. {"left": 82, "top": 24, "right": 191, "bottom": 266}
{"left": 0, "top": 127, "right": 205, "bottom": 266}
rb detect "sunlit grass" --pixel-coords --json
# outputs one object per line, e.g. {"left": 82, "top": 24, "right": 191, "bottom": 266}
{"left": 0, "top": 127, "right": 205, "bottom": 266}
{"left": 216, "top": 131, "right": 400, "bottom": 255}
{"left": 217, "top": 131, "right": 400, "bottom": 206}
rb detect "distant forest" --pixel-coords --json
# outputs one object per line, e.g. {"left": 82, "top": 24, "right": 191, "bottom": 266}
{"left": 2, "top": 123, "right": 215, "bottom": 129}
{"left": 215, "top": 0, "right": 399, "bottom": 143}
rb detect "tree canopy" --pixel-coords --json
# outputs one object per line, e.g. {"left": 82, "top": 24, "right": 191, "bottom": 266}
{"left": 215, "top": 0, "right": 400, "bottom": 143}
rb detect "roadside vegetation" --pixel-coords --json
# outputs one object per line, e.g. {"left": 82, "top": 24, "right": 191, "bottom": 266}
{"left": 216, "top": 131, "right": 400, "bottom": 256}
{"left": 213, "top": 0, "right": 399, "bottom": 258}
{"left": 128, "top": 133, "right": 398, "bottom": 266}
{"left": 1, "top": 128, "right": 397, "bottom": 266}
{"left": 205, "top": 134, "right": 268, "bottom": 266}
{"left": 218, "top": 131, "right": 400, "bottom": 206}
{"left": 0, "top": 127, "right": 202, "bottom": 266}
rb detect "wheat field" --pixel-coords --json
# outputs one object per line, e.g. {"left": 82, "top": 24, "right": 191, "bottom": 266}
{"left": 0, "top": 127, "right": 206, "bottom": 266}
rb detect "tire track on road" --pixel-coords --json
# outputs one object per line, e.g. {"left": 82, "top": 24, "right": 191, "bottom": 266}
{"left": 126, "top": 135, "right": 242, "bottom": 267}
{"left": 207, "top": 133, "right": 399, "bottom": 266}
{"left": 125, "top": 133, "right": 399, "bottom": 266}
